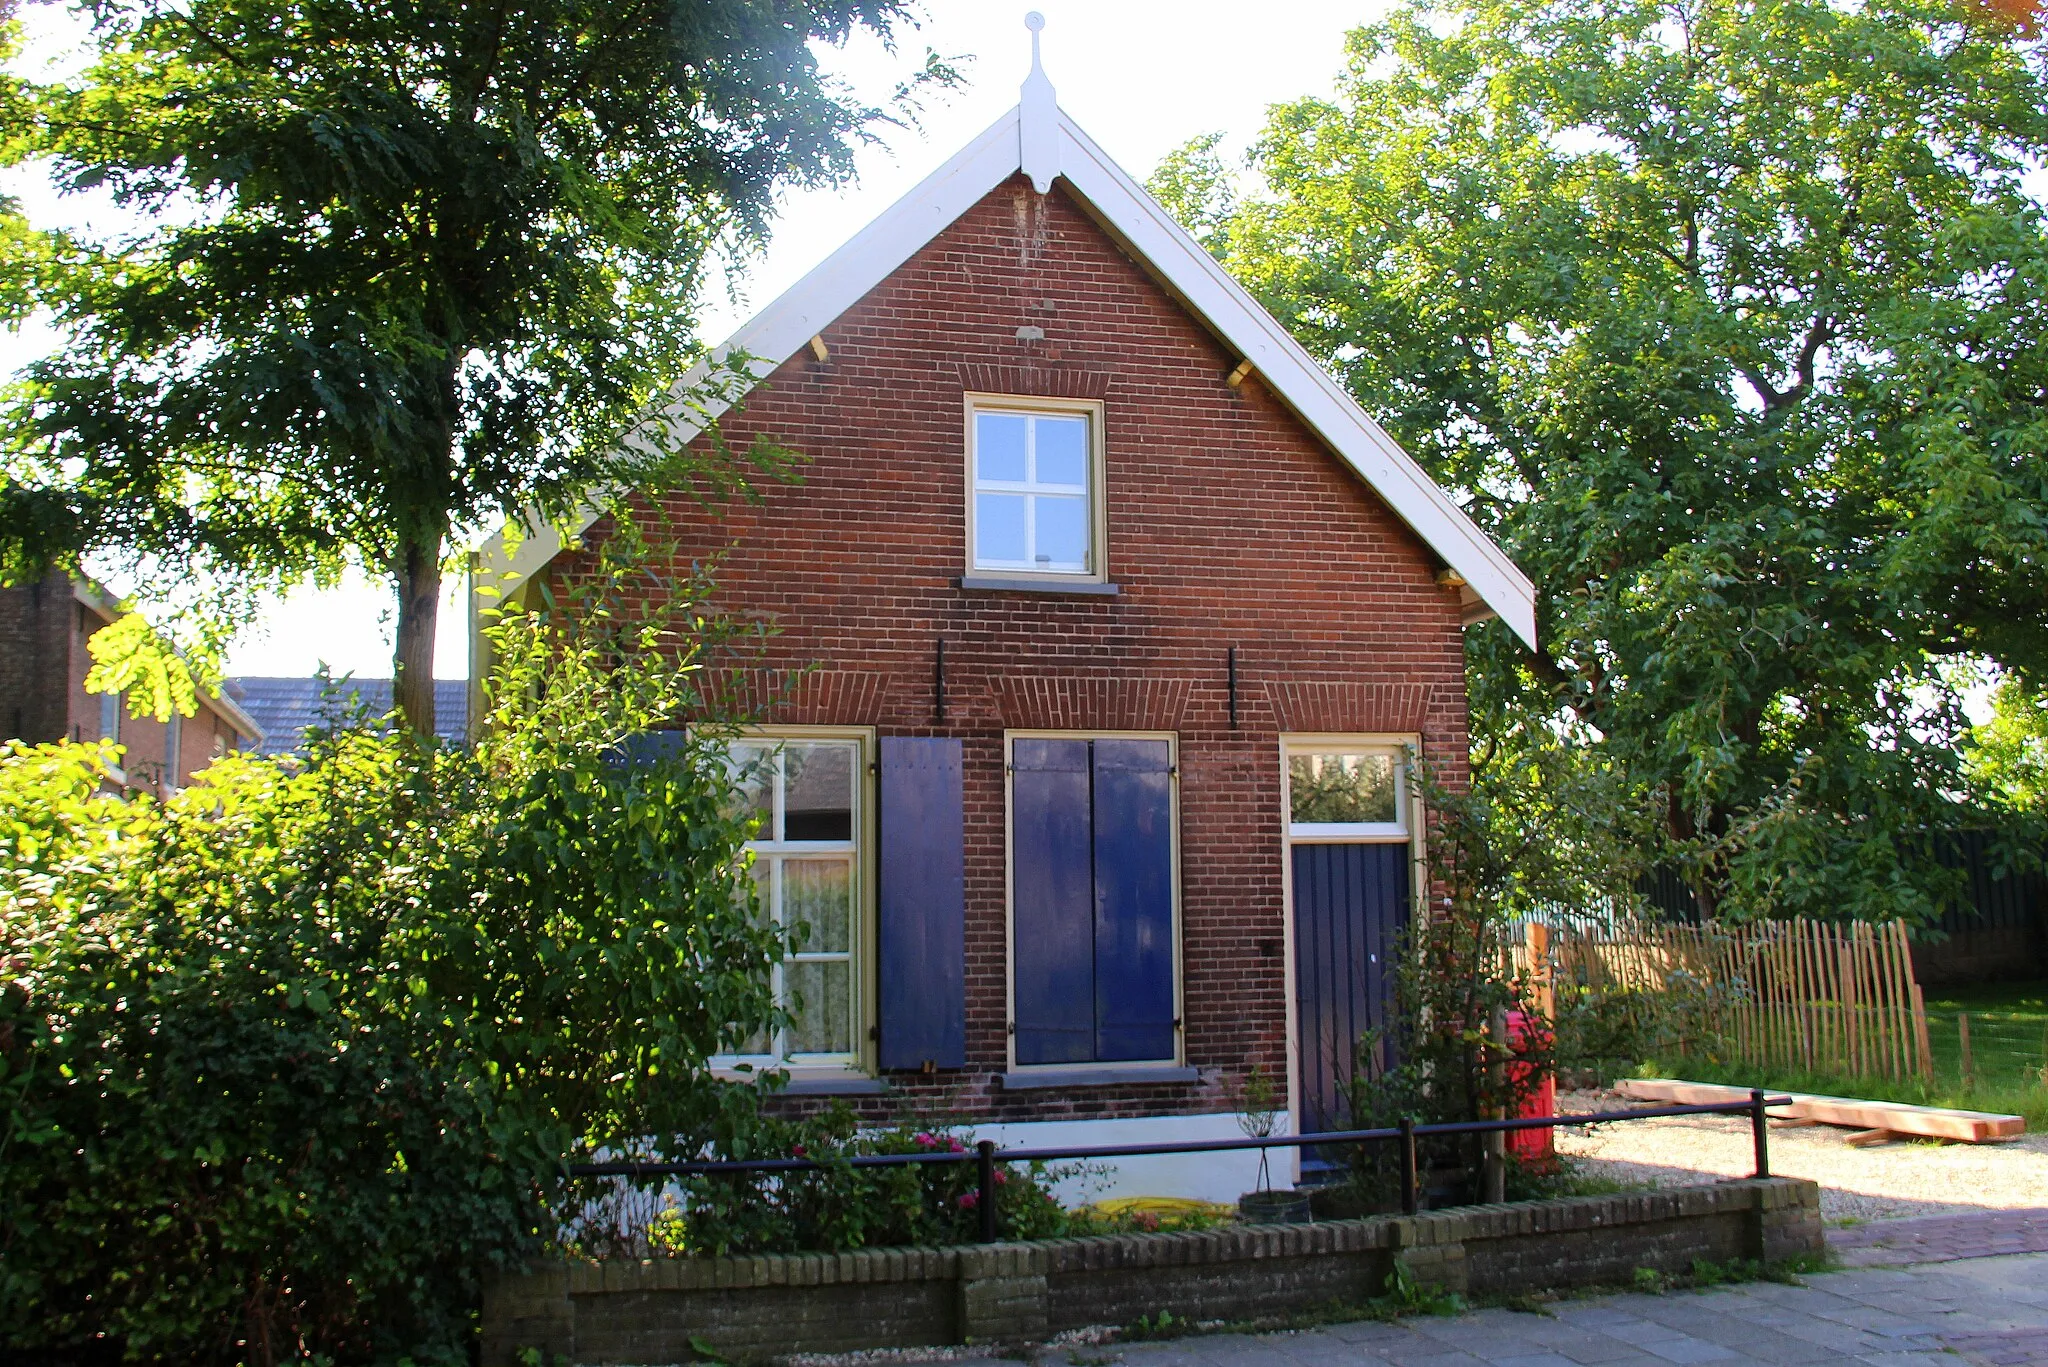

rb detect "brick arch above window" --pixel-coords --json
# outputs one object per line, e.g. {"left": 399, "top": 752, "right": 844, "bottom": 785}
{"left": 695, "top": 669, "right": 892, "bottom": 725}
{"left": 991, "top": 674, "right": 1192, "bottom": 732}
{"left": 1267, "top": 681, "right": 1431, "bottom": 735}
{"left": 952, "top": 362, "right": 1113, "bottom": 400}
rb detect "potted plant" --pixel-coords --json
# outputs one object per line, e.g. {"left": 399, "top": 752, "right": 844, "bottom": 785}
{"left": 1233, "top": 1063, "right": 1312, "bottom": 1224}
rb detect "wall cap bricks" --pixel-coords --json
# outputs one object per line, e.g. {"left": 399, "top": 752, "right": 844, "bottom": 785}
{"left": 483, "top": 1178, "right": 1822, "bottom": 1365}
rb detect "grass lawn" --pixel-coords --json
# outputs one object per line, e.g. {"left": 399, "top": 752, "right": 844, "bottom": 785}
{"left": 1920, "top": 979, "right": 2048, "bottom": 1102}
{"left": 1618, "top": 980, "right": 2048, "bottom": 1132}
{"left": 1645, "top": 983, "right": 2046, "bottom": 1130}
{"left": 1638, "top": 1054, "right": 2048, "bottom": 1130}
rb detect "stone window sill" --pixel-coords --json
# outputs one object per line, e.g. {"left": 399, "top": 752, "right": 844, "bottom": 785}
{"left": 998, "top": 1065, "right": 1199, "bottom": 1091}
{"left": 957, "top": 576, "right": 1121, "bottom": 597}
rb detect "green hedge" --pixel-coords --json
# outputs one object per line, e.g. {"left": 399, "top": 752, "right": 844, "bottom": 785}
{"left": 0, "top": 599, "right": 781, "bottom": 1364}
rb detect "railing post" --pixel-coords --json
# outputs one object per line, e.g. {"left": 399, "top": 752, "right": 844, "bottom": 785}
{"left": 976, "top": 1140, "right": 998, "bottom": 1242}
{"left": 1750, "top": 1088, "right": 1770, "bottom": 1179}
{"left": 1398, "top": 1117, "right": 1419, "bottom": 1215}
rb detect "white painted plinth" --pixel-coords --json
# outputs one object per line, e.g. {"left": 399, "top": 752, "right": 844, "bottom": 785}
{"left": 963, "top": 1111, "right": 1294, "bottom": 1206}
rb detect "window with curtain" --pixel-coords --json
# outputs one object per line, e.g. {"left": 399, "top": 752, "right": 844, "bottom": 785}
{"left": 724, "top": 736, "right": 862, "bottom": 1066}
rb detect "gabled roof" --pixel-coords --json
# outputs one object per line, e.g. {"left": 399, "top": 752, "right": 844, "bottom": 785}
{"left": 477, "top": 39, "right": 1537, "bottom": 649}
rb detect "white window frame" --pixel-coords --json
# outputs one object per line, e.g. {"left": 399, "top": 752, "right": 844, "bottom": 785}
{"left": 710, "top": 725, "right": 876, "bottom": 1080}
{"left": 1001, "top": 728, "right": 1185, "bottom": 1074}
{"left": 963, "top": 393, "right": 1108, "bottom": 584}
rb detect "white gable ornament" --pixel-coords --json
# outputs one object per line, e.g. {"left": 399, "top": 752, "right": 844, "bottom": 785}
{"left": 1019, "top": 13, "right": 1059, "bottom": 195}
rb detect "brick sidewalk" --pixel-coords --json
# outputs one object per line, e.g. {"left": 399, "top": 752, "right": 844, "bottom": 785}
{"left": 1829, "top": 1207, "right": 2048, "bottom": 1266}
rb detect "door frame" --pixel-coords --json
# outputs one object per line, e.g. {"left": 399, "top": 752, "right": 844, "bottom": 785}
{"left": 1277, "top": 732, "right": 1426, "bottom": 1181}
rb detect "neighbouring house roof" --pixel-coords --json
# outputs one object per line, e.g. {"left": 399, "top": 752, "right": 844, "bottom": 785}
{"left": 475, "top": 37, "right": 1538, "bottom": 650}
{"left": 226, "top": 677, "right": 470, "bottom": 755}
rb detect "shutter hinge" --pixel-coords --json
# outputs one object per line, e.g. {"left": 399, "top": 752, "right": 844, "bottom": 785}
{"left": 1173, "top": 1018, "right": 1183, "bottom": 1030}
{"left": 867, "top": 761, "right": 879, "bottom": 775}
{"left": 867, "top": 1025, "right": 879, "bottom": 1042}
{"left": 1007, "top": 1021, "right": 1017, "bottom": 1035}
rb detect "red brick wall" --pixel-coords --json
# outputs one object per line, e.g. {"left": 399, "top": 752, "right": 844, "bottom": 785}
{"left": 0, "top": 570, "right": 76, "bottom": 745}
{"left": 550, "top": 175, "right": 1472, "bottom": 1124}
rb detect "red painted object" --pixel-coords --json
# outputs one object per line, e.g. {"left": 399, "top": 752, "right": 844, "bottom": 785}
{"left": 1506, "top": 1010, "right": 1556, "bottom": 1163}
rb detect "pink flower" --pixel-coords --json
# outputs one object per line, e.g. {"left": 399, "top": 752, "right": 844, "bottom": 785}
{"left": 790, "top": 1143, "right": 807, "bottom": 1157}
{"left": 913, "top": 1131, "right": 937, "bottom": 1147}
{"left": 947, "top": 1137, "right": 965, "bottom": 1153}
{"left": 958, "top": 1191, "right": 979, "bottom": 1209}
{"left": 994, "top": 1170, "right": 1009, "bottom": 1185}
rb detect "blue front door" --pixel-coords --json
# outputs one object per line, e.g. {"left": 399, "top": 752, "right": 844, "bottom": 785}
{"left": 1293, "top": 841, "right": 1409, "bottom": 1153}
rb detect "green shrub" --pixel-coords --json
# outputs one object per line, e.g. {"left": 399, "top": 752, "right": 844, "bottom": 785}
{"left": 0, "top": 581, "right": 782, "bottom": 1365}
{"left": 610, "top": 1112, "right": 1081, "bottom": 1258}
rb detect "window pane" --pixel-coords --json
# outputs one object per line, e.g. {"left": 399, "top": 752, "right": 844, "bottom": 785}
{"left": 976, "top": 493, "right": 1028, "bottom": 566}
{"left": 728, "top": 744, "right": 774, "bottom": 835}
{"left": 783, "top": 743, "right": 853, "bottom": 841}
{"left": 784, "top": 858, "right": 851, "bottom": 953}
{"left": 1289, "top": 752, "right": 1400, "bottom": 825}
{"left": 976, "top": 412, "right": 1028, "bottom": 482}
{"left": 1034, "top": 414, "right": 1089, "bottom": 487}
{"left": 739, "top": 858, "right": 774, "bottom": 1053}
{"left": 1033, "top": 495, "right": 1089, "bottom": 570}
{"left": 787, "top": 959, "right": 853, "bottom": 1054}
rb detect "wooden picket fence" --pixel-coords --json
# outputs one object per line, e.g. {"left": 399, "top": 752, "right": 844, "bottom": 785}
{"left": 1517, "top": 918, "right": 1935, "bottom": 1083}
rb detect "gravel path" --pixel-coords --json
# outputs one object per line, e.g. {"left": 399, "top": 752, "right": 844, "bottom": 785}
{"left": 1554, "top": 1087, "right": 2048, "bottom": 1223}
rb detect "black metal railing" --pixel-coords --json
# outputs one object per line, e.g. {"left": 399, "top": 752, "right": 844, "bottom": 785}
{"left": 569, "top": 1090, "right": 1792, "bottom": 1243}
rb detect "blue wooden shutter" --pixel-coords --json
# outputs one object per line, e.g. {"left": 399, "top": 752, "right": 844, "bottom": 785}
{"left": 1090, "top": 738, "right": 1177, "bottom": 1062}
{"left": 607, "top": 729, "right": 691, "bottom": 767}
{"left": 878, "top": 737, "right": 966, "bottom": 1070}
{"left": 1011, "top": 738, "right": 1096, "bottom": 1065}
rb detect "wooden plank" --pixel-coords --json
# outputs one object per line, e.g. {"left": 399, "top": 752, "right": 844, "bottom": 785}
{"left": 1616, "top": 1078, "right": 2026, "bottom": 1142}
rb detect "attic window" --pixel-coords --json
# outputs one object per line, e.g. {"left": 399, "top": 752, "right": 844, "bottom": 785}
{"left": 965, "top": 396, "right": 1105, "bottom": 583}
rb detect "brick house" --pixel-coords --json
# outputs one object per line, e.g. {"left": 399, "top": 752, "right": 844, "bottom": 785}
{"left": 1, "top": 568, "right": 265, "bottom": 793}
{"left": 476, "top": 44, "right": 1535, "bottom": 1198}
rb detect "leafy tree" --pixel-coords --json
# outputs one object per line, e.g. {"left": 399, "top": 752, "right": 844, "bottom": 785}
{"left": 0, "top": 554, "right": 785, "bottom": 1364}
{"left": 1155, "top": 0, "right": 2048, "bottom": 921}
{"left": 0, "top": 0, "right": 949, "bottom": 733}
{"left": 1964, "top": 675, "right": 2048, "bottom": 811}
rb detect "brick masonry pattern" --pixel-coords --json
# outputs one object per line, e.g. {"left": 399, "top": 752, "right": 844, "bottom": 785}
{"left": 480, "top": 1178, "right": 1822, "bottom": 1364}
{"left": 544, "top": 175, "right": 1477, "bottom": 1124}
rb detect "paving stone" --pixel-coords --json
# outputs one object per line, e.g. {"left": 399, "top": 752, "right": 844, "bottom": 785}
{"left": 1551, "top": 1338, "right": 1653, "bottom": 1366}
{"left": 1636, "top": 1339, "right": 1739, "bottom": 1365}
{"left": 1598, "top": 1322, "right": 1693, "bottom": 1347}
{"left": 1322, "top": 1322, "right": 1421, "bottom": 1349}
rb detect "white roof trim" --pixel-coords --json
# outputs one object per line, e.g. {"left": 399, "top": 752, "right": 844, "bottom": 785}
{"left": 474, "top": 96, "right": 1538, "bottom": 650}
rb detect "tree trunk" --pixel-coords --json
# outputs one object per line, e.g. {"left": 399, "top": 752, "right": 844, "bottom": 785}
{"left": 392, "top": 528, "right": 444, "bottom": 739}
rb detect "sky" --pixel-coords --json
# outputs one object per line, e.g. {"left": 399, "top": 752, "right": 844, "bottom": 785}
{"left": 2, "top": 1, "right": 1383, "bottom": 679}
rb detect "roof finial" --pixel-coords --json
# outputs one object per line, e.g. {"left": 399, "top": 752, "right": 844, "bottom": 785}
{"left": 1019, "top": 11, "right": 1059, "bottom": 193}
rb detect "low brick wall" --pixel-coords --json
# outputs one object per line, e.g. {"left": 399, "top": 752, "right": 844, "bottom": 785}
{"left": 483, "top": 1178, "right": 1821, "bottom": 1365}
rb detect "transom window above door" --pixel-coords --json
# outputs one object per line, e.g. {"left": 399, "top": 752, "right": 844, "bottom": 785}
{"left": 1285, "top": 746, "right": 1410, "bottom": 838}
{"left": 967, "top": 398, "right": 1104, "bottom": 580}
